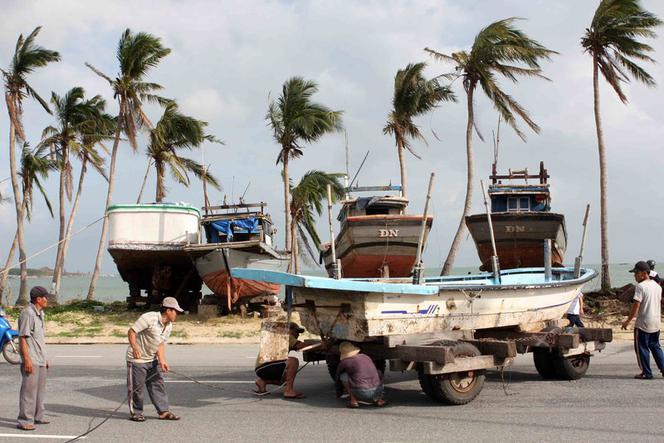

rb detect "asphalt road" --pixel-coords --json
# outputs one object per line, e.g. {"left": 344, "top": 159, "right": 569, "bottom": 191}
{"left": 0, "top": 341, "right": 660, "bottom": 442}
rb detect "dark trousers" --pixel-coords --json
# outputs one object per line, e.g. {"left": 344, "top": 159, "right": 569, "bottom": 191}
{"left": 566, "top": 314, "right": 585, "bottom": 328}
{"left": 127, "top": 361, "right": 170, "bottom": 416}
{"left": 634, "top": 329, "right": 664, "bottom": 378}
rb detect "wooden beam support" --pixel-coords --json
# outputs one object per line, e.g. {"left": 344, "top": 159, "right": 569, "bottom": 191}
{"left": 576, "top": 328, "right": 613, "bottom": 343}
{"left": 393, "top": 345, "right": 455, "bottom": 364}
{"left": 462, "top": 339, "right": 517, "bottom": 359}
{"left": 474, "top": 330, "right": 580, "bottom": 349}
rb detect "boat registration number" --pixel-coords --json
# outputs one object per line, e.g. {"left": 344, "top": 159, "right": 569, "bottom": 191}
{"left": 378, "top": 229, "right": 399, "bottom": 238}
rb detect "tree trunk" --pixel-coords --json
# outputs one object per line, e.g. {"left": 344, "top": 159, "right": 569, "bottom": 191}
{"left": 0, "top": 229, "right": 19, "bottom": 304}
{"left": 291, "top": 219, "right": 299, "bottom": 274}
{"left": 155, "top": 160, "right": 164, "bottom": 203}
{"left": 282, "top": 153, "right": 291, "bottom": 251}
{"left": 6, "top": 94, "right": 29, "bottom": 305}
{"left": 87, "top": 109, "right": 124, "bottom": 300}
{"left": 397, "top": 137, "right": 408, "bottom": 200}
{"left": 51, "top": 144, "right": 68, "bottom": 301}
{"left": 593, "top": 56, "right": 611, "bottom": 291}
{"left": 55, "top": 158, "right": 88, "bottom": 296}
{"left": 442, "top": 87, "right": 475, "bottom": 276}
{"left": 136, "top": 158, "right": 151, "bottom": 203}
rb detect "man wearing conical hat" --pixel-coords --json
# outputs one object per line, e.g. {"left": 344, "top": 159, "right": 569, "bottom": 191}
{"left": 335, "top": 342, "right": 387, "bottom": 408}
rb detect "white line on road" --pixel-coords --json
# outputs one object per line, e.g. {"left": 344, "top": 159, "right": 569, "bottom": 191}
{"left": 165, "top": 380, "right": 253, "bottom": 384}
{"left": 53, "top": 355, "right": 103, "bottom": 358}
{"left": 0, "top": 433, "right": 86, "bottom": 439}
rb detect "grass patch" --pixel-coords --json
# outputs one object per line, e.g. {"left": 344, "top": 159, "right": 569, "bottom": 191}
{"left": 217, "top": 330, "right": 245, "bottom": 339}
{"left": 170, "top": 330, "right": 189, "bottom": 338}
{"left": 56, "top": 325, "right": 103, "bottom": 337}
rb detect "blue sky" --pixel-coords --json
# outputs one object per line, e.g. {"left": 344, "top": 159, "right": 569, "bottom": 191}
{"left": 1, "top": 0, "right": 663, "bottom": 273}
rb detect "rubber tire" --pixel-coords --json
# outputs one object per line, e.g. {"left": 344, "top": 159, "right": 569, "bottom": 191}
{"left": 3, "top": 337, "right": 20, "bottom": 365}
{"left": 553, "top": 354, "right": 590, "bottom": 380}
{"left": 326, "top": 353, "right": 340, "bottom": 382}
{"left": 424, "top": 343, "right": 486, "bottom": 405}
{"left": 533, "top": 348, "right": 558, "bottom": 379}
{"left": 417, "top": 366, "right": 436, "bottom": 398}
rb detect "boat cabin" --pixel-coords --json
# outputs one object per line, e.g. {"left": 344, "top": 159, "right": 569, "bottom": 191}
{"left": 336, "top": 185, "right": 408, "bottom": 222}
{"left": 201, "top": 202, "right": 276, "bottom": 247}
{"left": 488, "top": 162, "right": 552, "bottom": 214}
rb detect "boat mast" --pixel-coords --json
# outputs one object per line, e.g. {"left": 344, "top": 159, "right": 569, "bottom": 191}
{"left": 480, "top": 180, "right": 500, "bottom": 283}
{"left": 326, "top": 184, "right": 340, "bottom": 279}
{"left": 574, "top": 204, "right": 591, "bottom": 278}
{"left": 413, "top": 172, "right": 434, "bottom": 284}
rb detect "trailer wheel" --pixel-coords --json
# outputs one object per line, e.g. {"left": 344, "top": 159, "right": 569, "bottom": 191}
{"left": 417, "top": 366, "right": 436, "bottom": 398}
{"left": 424, "top": 343, "right": 486, "bottom": 405}
{"left": 326, "top": 353, "right": 340, "bottom": 382}
{"left": 553, "top": 354, "right": 590, "bottom": 380}
{"left": 533, "top": 348, "right": 558, "bottom": 379}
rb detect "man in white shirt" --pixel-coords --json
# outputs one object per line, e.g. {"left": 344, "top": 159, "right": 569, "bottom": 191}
{"left": 566, "top": 291, "right": 584, "bottom": 327}
{"left": 127, "top": 297, "right": 183, "bottom": 421}
{"left": 621, "top": 261, "right": 664, "bottom": 380}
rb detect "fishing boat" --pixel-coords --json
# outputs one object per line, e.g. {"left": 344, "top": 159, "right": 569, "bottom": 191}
{"left": 320, "top": 185, "right": 433, "bottom": 278}
{"left": 185, "top": 203, "right": 290, "bottom": 313}
{"left": 107, "top": 203, "right": 203, "bottom": 310}
{"left": 231, "top": 266, "right": 596, "bottom": 342}
{"left": 466, "top": 162, "right": 567, "bottom": 271}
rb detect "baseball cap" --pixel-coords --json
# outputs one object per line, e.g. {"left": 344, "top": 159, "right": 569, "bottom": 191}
{"left": 29, "top": 286, "right": 52, "bottom": 301}
{"left": 161, "top": 297, "right": 184, "bottom": 313}
{"left": 629, "top": 261, "right": 650, "bottom": 273}
{"left": 289, "top": 322, "right": 305, "bottom": 333}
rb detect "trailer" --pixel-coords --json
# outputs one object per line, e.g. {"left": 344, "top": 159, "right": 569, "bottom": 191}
{"left": 303, "top": 324, "right": 613, "bottom": 405}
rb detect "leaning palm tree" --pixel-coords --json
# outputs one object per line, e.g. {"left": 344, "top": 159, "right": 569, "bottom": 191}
{"left": 85, "top": 29, "right": 171, "bottom": 300}
{"left": 581, "top": 0, "right": 661, "bottom": 291}
{"left": 267, "top": 77, "right": 343, "bottom": 251}
{"left": 1, "top": 26, "right": 60, "bottom": 303}
{"left": 426, "top": 18, "right": 557, "bottom": 275}
{"left": 383, "top": 62, "right": 455, "bottom": 199}
{"left": 39, "top": 87, "right": 113, "bottom": 299}
{"left": 141, "top": 102, "right": 221, "bottom": 202}
{"left": 289, "top": 170, "right": 345, "bottom": 274}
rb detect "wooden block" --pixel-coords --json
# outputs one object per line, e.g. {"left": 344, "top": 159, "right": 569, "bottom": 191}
{"left": 577, "top": 328, "right": 613, "bottom": 343}
{"left": 463, "top": 339, "right": 517, "bottom": 358}
{"left": 394, "top": 345, "right": 455, "bottom": 364}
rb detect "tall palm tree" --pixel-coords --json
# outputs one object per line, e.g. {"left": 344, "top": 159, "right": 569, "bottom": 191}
{"left": 1, "top": 26, "right": 60, "bottom": 303}
{"left": 383, "top": 62, "right": 455, "bottom": 199}
{"left": 289, "top": 171, "right": 345, "bottom": 274}
{"left": 141, "top": 102, "right": 221, "bottom": 202}
{"left": 39, "top": 87, "right": 114, "bottom": 299}
{"left": 85, "top": 29, "right": 171, "bottom": 300}
{"left": 581, "top": 0, "right": 661, "bottom": 291}
{"left": 426, "top": 18, "right": 556, "bottom": 275}
{"left": 267, "top": 77, "right": 343, "bottom": 251}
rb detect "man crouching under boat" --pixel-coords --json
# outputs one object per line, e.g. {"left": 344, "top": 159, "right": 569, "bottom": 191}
{"left": 335, "top": 342, "right": 387, "bottom": 408}
{"left": 127, "top": 297, "right": 183, "bottom": 421}
{"left": 254, "top": 322, "right": 306, "bottom": 399}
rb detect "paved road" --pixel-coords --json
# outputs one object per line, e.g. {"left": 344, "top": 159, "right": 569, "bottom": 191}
{"left": 0, "top": 341, "right": 661, "bottom": 442}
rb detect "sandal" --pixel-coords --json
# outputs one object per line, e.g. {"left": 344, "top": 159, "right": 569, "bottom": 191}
{"left": 35, "top": 420, "right": 51, "bottom": 424}
{"left": 130, "top": 415, "right": 145, "bottom": 422}
{"left": 17, "top": 424, "right": 36, "bottom": 431}
{"left": 159, "top": 411, "right": 180, "bottom": 421}
{"left": 347, "top": 402, "right": 359, "bottom": 409}
{"left": 634, "top": 373, "right": 653, "bottom": 380}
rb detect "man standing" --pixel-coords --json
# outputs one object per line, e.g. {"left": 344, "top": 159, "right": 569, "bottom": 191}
{"left": 17, "top": 286, "right": 50, "bottom": 431}
{"left": 566, "top": 290, "right": 585, "bottom": 327}
{"left": 622, "top": 261, "right": 664, "bottom": 379}
{"left": 127, "top": 297, "right": 183, "bottom": 421}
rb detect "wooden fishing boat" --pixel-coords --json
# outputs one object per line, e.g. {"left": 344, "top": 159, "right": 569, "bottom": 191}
{"left": 231, "top": 267, "right": 596, "bottom": 342}
{"left": 320, "top": 185, "right": 433, "bottom": 278}
{"left": 107, "top": 203, "right": 203, "bottom": 310}
{"left": 466, "top": 162, "right": 567, "bottom": 271}
{"left": 185, "top": 203, "right": 290, "bottom": 312}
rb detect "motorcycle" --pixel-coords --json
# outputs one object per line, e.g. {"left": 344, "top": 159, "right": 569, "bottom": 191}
{"left": 0, "top": 308, "right": 20, "bottom": 364}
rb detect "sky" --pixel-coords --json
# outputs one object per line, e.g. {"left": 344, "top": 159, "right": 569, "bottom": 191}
{"left": 0, "top": 0, "right": 663, "bottom": 275}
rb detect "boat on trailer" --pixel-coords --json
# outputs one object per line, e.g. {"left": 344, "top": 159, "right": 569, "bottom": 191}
{"left": 320, "top": 185, "right": 433, "bottom": 278}
{"left": 466, "top": 162, "right": 567, "bottom": 271}
{"left": 185, "top": 203, "right": 290, "bottom": 313}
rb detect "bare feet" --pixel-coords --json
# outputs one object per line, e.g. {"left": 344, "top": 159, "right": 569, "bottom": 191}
{"left": 254, "top": 379, "right": 267, "bottom": 393}
{"left": 283, "top": 391, "right": 305, "bottom": 399}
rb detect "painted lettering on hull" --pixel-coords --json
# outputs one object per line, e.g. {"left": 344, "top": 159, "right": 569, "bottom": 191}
{"left": 378, "top": 229, "right": 399, "bottom": 238}
{"left": 505, "top": 225, "right": 526, "bottom": 233}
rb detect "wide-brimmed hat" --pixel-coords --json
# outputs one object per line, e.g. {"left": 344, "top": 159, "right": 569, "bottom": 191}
{"left": 289, "top": 322, "right": 305, "bottom": 333}
{"left": 162, "top": 297, "right": 184, "bottom": 313}
{"left": 629, "top": 261, "right": 650, "bottom": 273}
{"left": 339, "top": 341, "right": 360, "bottom": 360}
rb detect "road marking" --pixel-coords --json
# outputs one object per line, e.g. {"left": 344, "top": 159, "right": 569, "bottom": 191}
{"left": 53, "top": 355, "right": 103, "bottom": 358}
{"left": 0, "top": 433, "right": 86, "bottom": 439}
{"left": 165, "top": 380, "right": 253, "bottom": 384}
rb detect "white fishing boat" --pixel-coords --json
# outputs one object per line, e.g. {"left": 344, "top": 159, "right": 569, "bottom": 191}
{"left": 231, "top": 267, "right": 596, "bottom": 341}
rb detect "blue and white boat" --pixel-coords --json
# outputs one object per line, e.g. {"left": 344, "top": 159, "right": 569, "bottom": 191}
{"left": 231, "top": 267, "right": 596, "bottom": 341}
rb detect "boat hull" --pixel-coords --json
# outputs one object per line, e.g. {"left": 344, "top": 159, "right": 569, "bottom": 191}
{"left": 231, "top": 267, "right": 595, "bottom": 342}
{"left": 322, "top": 214, "right": 433, "bottom": 278}
{"left": 193, "top": 247, "right": 289, "bottom": 306}
{"left": 466, "top": 212, "right": 567, "bottom": 271}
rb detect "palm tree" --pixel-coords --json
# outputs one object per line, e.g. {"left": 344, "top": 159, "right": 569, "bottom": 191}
{"left": 1, "top": 26, "right": 60, "bottom": 303}
{"left": 39, "top": 87, "right": 114, "bottom": 299}
{"left": 581, "top": 0, "right": 661, "bottom": 291}
{"left": 141, "top": 102, "right": 221, "bottom": 202}
{"left": 426, "top": 18, "right": 556, "bottom": 275}
{"left": 383, "top": 62, "right": 455, "bottom": 199}
{"left": 289, "top": 171, "right": 345, "bottom": 274}
{"left": 85, "top": 29, "right": 171, "bottom": 300}
{"left": 267, "top": 77, "right": 343, "bottom": 251}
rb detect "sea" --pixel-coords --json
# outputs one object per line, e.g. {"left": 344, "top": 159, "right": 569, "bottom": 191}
{"left": 3, "top": 263, "right": 637, "bottom": 306}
